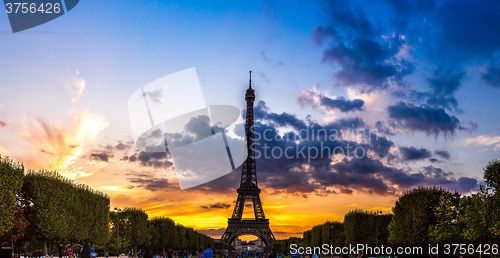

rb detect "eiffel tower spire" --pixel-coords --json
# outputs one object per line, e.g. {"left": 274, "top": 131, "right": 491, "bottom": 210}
{"left": 240, "top": 71, "right": 258, "bottom": 190}
{"left": 221, "top": 71, "right": 275, "bottom": 246}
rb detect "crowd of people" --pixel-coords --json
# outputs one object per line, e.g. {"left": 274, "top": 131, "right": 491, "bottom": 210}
{"left": 18, "top": 244, "right": 297, "bottom": 258}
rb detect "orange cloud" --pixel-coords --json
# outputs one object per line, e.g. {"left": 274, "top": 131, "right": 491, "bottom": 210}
{"left": 20, "top": 76, "right": 108, "bottom": 179}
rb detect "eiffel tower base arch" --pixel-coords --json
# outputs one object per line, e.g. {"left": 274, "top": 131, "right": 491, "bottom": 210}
{"left": 221, "top": 218, "right": 275, "bottom": 246}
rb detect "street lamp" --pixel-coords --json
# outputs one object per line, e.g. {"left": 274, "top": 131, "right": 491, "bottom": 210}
{"left": 114, "top": 208, "right": 122, "bottom": 257}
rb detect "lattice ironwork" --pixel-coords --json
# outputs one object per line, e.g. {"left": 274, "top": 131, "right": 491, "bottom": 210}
{"left": 221, "top": 71, "right": 276, "bottom": 246}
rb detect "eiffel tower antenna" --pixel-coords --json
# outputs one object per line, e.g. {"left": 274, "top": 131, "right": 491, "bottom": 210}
{"left": 221, "top": 72, "right": 275, "bottom": 246}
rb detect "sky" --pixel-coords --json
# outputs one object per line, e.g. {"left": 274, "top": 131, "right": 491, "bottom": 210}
{"left": 1, "top": 0, "right": 500, "bottom": 240}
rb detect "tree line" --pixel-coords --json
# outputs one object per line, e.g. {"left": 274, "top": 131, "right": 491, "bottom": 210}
{"left": 268, "top": 159, "right": 500, "bottom": 254}
{"left": 0, "top": 155, "right": 222, "bottom": 258}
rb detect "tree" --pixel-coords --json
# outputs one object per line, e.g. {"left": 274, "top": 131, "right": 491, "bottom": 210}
{"left": 310, "top": 224, "right": 322, "bottom": 247}
{"left": 459, "top": 186, "right": 491, "bottom": 242}
{"left": 483, "top": 159, "right": 500, "bottom": 238}
{"left": 328, "top": 222, "right": 345, "bottom": 247}
{"left": 19, "top": 170, "right": 110, "bottom": 257}
{"left": 20, "top": 170, "right": 75, "bottom": 255}
{"left": 388, "top": 186, "right": 451, "bottom": 246}
{"left": 428, "top": 192, "right": 461, "bottom": 244}
{"left": 148, "top": 217, "right": 178, "bottom": 252}
{"left": 344, "top": 210, "right": 391, "bottom": 246}
{"left": 484, "top": 159, "right": 500, "bottom": 193}
{"left": 121, "top": 208, "right": 148, "bottom": 258}
{"left": 0, "top": 155, "right": 24, "bottom": 236}
{"left": 302, "top": 230, "right": 311, "bottom": 247}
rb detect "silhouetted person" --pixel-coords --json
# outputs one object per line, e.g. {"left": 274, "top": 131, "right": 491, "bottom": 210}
{"left": 58, "top": 244, "right": 63, "bottom": 258}
{"left": 268, "top": 249, "right": 277, "bottom": 258}
{"left": 201, "top": 245, "right": 213, "bottom": 258}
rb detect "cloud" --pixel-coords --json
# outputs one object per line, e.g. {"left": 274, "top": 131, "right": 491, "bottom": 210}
{"left": 297, "top": 90, "right": 365, "bottom": 113}
{"left": 115, "top": 140, "right": 133, "bottom": 150}
{"left": 461, "top": 135, "right": 500, "bottom": 148}
{"left": 387, "top": 102, "right": 461, "bottom": 136}
{"left": 421, "top": 68, "right": 466, "bottom": 111}
{"left": 368, "top": 135, "right": 394, "bottom": 158}
{"left": 89, "top": 152, "right": 112, "bottom": 162}
{"left": 0, "top": 120, "right": 6, "bottom": 128}
{"left": 482, "top": 63, "right": 500, "bottom": 88}
{"left": 69, "top": 77, "right": 85, "bottom": 103}
{"left": 21, "top": 110, "right": 108, "bottom": 178}
{"left": 194, "top": 104, "right": 478, "bottom": 196}
{"left": 434, "top": 150, "right": 450, "bottom": 160}
{"left": 311, "top": 1, "right": 413, "bottom": 89}
{"left": 399, "top": 146, "right": 431, "bottom": 162}
{"left": 184, "top": 115, "right": 212, "bottom": 140}
{"left": 122, "top": 151, "right": 174, "bottom": 168}
{"left": 128, "top": 174, "right": 174, "bottom": 192}
{"left": 200, "top": 202, "right": 231, "bottom": 209}
{"left": 254, "top": 101, "right": 307, "bottom": 130}
{"left": 428, "top": 69, "right": 465, "bottom": 95}
{"left": 142, "top": 89, "right": 164, "bottom": 105}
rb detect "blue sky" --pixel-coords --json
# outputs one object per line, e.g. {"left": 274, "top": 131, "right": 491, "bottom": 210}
{"left": 1, "top": 0, "right": 500, "bottom": 237}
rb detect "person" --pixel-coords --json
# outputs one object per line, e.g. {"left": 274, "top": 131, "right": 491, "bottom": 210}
{"left": 58, "top": 244, "right": 63, "bottom": 258}
{"left": 311, "top": 253, "right": 318, "bottom": 258}
{"left": 268, "top": 249, "right": 277, "bottom": 258}
{"left": 201, "top": 245, "right": 213, "bottom": 258}
{"left": 197, "top": 249, "right": 203, "bottom": 258}
{"left": 167, "top": 249, "right": 173, "bottom": 258}
{"left": 289, "top": 249, "right": 302, "bottom": 258}
{"left": 67, "top": 247, "right": 72, "bottom": 257}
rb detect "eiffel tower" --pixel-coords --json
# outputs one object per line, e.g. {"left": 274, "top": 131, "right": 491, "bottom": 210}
{"left": 221, "top": 71, "right": 276, "bottom": 246}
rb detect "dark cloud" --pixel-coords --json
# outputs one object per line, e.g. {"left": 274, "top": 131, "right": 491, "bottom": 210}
{"left": 320, "top": 96, "right": 364, "bottom": 112}
{"left": 454, "top": 177, "right": 479, "bottom": 193}
{"left": 387, "top": 102, "right": 461, "bottom": 136}
{"left": 128, "top": 174, "right": 173, "bottom": 192}
{"left": 115, "top": 140, "right": 132, "bottom": 150}
{"left": 254, "top": 101, "right": 307, "bottom": 130}
{"left": 416, "top": 68, "right": 466, "bottom": 111}
{"left": 340, "top": 188, "right": 353, "bottom": 194}
{"left": 399, "top": 146, "right": 431, "bottom": 162}
{"left": 428, "top": 158, "right": 439, "bottom": 163}
{"left": 368, "top": 135, "right": 394, "bottom": 158}
{"left": 89, "top": 152, "right": 112, "bottom": 162}
{"left": 123, "top": 151, "right": 173, "bottom": 168}
{"left": 200, "top": 202, "right": 231, "bottom": 209}
{"left": 297, "top": 90, "right": 364, "bottom": 113}
{"left": 482, "top": 63, "right": 500, "bottom": 88}
{"left": 189, "top": 104, "right": 477, "bottom": 196}
{"left": 423, "top": 165, "right": 449, "bottom": 178}
{"left": 434, "top": 150, "right": 450, "bottom": 160}
{"left": 311, "top": 1, "right": 413, "bottom": 89}
{"left": 388, "top": 0, "right": 500, "bottom": 91}
{"left": 185, "top": 115, "right": 212, "bottom": 140}
{"left": 142, "top": 89, "right": 163, "bottom": 105}
{"left": 425, "top": 95, "right": 459, "bottom": 111}
{"left": 428, "top": 69, "right": 465, "bottom": 95}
